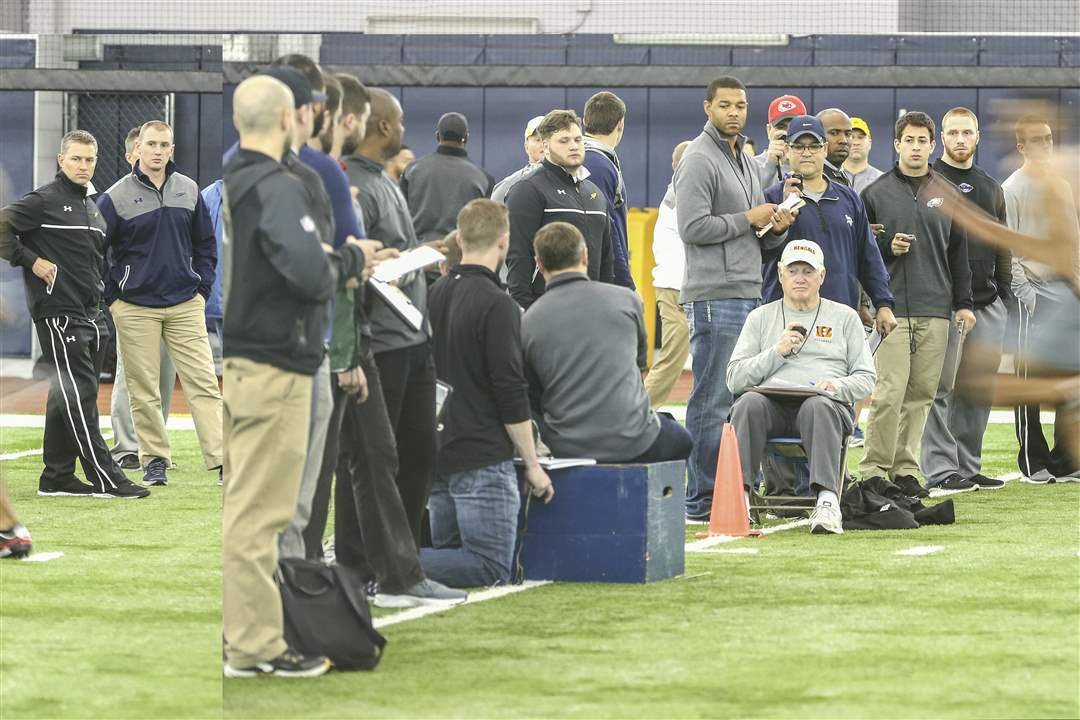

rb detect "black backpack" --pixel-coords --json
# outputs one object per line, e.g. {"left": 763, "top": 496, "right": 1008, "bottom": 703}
{"left": 277, "top": 558, "right": 387, "bottom": 671}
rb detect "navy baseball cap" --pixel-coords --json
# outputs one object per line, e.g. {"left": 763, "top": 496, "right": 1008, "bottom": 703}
{"left": 786, "top": 115, "right": 825, "bottom": 144}
{"left": 258, "top": 66, "right": 327, "bottom": 108}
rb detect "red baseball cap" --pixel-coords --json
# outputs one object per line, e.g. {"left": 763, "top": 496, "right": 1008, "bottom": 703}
{"left": 768, "top": 95, "right": 807, "bottom": 126}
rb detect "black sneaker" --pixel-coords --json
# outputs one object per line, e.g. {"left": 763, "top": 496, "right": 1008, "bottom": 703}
{"left": 929, "top": 474, "right": 979, "bottom": 497}
{"left": 38, "top": 475, "right": 95, "bottom": 497}
{"left": 115, "top": 453, "right": 140, "bottom": 470}
{"left": 224, "top": 648, "right": 331, "bottom": 678}
{"left": 893, "top": 474, "right": 930, "bottom": 499}
{"left": 967, "top": 473, "right": 1006, "bottom": 490}
{"left": 94, "top": 478, "right": 151, "bottom": 499}
{"left": 143, "top": 458, "right": 168, "bottom": 486}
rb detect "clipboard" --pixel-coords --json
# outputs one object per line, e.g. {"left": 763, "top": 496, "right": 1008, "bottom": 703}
{"left": 369, "top": 278, "right": 424, "bottom": 331}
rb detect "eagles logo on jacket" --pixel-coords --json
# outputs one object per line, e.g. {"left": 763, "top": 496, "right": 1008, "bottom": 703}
{"left": 504, "top": 159, "right": 615, "bottom": 310}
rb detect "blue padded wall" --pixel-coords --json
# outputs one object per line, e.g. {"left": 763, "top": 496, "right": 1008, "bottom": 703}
{"left": 0, "top": 90, "right": 36, "bottom": 356}
{"left": 482, "top": 88, "right": 567, "bottom": 185}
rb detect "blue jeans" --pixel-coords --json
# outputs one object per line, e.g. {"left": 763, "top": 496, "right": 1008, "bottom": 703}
{"left": 684, "top": 298, "right": 758, "bottom": 517}
{"left": 420, "top": 460, "right": 521, "bottom": 588}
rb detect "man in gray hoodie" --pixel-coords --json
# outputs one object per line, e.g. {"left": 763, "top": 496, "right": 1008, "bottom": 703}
{"left": 675, "top": 75, "right": 797, "bottom": 521}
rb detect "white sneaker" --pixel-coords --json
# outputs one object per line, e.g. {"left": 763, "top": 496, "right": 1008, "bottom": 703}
{"left": 1021, "top": 469, "right": 1056, "bottom": 484}
{"left": 809, "top": 501, "right": 844, "bottom": 535}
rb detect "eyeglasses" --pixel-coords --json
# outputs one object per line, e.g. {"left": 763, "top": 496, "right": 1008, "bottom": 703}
{"left": 791, "top": 143, "right": 825, "bottom": 155}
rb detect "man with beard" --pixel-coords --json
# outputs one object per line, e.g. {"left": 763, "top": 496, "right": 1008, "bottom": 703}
{"left": 1004, "top": 115, "right": 1080, "bottom": 483}
{"left": 675, "top": 76, "right": 797, "bottom": 522}
{"left": 816, "top": 108, "right": 853, "bottom": 187}
{"left": 505, "top": 109, "right": 614, "bottom": 310}
{"left": 335, "top": 73, "right": 373, "bottom": 163}
{"left": 920, "top": 107, "right": 1012, "bottom": 493}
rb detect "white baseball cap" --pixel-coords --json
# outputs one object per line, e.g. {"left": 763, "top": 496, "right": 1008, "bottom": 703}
{"left": 525, "top": 115, "right": 545, "bottom": 139}
{"left": 780, "top": 240, "right": 825, "bottom": 271}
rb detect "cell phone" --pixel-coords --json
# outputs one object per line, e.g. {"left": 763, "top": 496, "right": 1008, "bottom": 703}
{"left": 785, "top": 172, "right": 804, "bottom": 191}
{"left": 46, "top": 266, "right": 58, "bottom": 295}
{"left": 434, "top": 380, "right": 453, "bottom": 426}
{"left": 790, "top": 324, "right": 808, "bottom": 338}
{"left": 902, "top": 233, "right": 916, "bottom": 242}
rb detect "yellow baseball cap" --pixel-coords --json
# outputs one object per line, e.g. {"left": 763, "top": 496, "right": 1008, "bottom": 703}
{"left": 525, "top": 115, "right": 545, "bottom": 139}
{"left": 851, "top": 117, "right": 871, "bottom": 138}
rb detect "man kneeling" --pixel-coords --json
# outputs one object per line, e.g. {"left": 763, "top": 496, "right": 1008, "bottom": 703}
{"left": 727, "top": 240, "right": 875, "bottom": 534}
{"left": 522, "top": 222, "right": 692, "bottom": 463}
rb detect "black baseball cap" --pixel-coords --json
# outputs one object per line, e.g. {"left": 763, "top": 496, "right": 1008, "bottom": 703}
{"left": 437, "top": 112, "right": 469, "bottom": 142}
{"left": 258, "top": 66, "right": 327, "bottom": 108}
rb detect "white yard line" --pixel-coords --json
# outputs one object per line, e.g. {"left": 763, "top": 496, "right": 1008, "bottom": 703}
{"left": 1, "top": 430, "right": 111, "bottom": 461}
{"left": 696, "top": 547, "right": 760, "bottom": 555}
{"left": 0, "top": 414, "right": 195, "bottom": 430}
{"left": 20, "top": 551, "right": 64, "bottom": 563}
{"left": 896, "top": 545, "right": 944, "bottom": 556}
{"left": 373, "top": 580, "right": 552, "bottom": 629}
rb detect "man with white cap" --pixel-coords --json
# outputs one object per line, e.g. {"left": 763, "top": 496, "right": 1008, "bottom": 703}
{"left": 727, "top": 239, "right": 876, "bottom": 534}
{"left": 491, "top": 115, "right": 546, "bottom": 204}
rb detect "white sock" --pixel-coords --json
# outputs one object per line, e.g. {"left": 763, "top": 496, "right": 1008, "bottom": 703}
{"left": 817, "top": 489, "right": 839, "bottom": 507}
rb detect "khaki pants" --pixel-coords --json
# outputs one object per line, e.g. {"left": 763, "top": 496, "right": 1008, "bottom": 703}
{"left": 222, "top": 357, "right": 312, "bottom": 667}
{"left": 859, "top": 316, "right": 949, "bottom": 479}
{"left": 643, "top": 288, "right": 690, "bottom": 409}
{"left": 111, "top": 295, "right": 222, "bottom": 469}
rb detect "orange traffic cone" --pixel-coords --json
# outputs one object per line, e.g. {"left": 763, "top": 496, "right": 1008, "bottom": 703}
{"left": 695, "top": 422, "right": 762, "bottom": 538}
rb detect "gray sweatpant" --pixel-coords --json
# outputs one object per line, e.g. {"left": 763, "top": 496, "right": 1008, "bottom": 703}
{"left": 110, "top": 338, "right": 175, "bottom": 460}
{"left": 278, "top": 357, "right": 333, "bottom": 560}
{"left": 730, "top": 392, "right": 854, "bottom": 496}
{"left": 921, "top": 298, "right": 1008, "bottom": 485}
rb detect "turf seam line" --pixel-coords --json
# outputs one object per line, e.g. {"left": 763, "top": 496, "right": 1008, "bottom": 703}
{"left": 685, "top": 518, "right": 810, "bottom": 552}
{"left": 373, "top": 580, "right": 552, "bottom": 629}
{"left": 0, "top": 414, "right": 196, "bottom": 430}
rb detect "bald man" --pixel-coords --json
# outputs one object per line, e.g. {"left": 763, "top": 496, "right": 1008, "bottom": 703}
{"left": 342, "top": 87, "right": 440, "bottom": 551}
{"left": 644, "top": 140, "right": 693, "bottom": 408}
{"left": 816, "top": 108, "right": 853, "bottom": 187}
{"left": 221, "top": 74, "right": 335, "bottom": 679}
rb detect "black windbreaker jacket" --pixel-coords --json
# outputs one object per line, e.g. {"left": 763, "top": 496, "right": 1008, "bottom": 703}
{"left": 504, "top": 159, "right": 614, "bottom": 310}
{"left": 0, "top": 171, "right": 107, "bottom": 321}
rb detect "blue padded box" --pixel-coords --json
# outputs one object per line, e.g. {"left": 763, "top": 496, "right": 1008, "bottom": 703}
{"left": 321, "top": 34, "right": 404, "bottom": 65}
{"left": 515, "top": 461, "right": 686, "bottom": 583}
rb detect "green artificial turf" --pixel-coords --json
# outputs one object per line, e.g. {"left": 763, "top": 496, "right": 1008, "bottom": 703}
{"left": 2, "top": 421, "right": 1077, "bottom": 719}
{"left": 225, "top": 423, "right": 1080, "bottom": 719}
{"left": 1, "top": 429, "right": 221, "bottom": 719}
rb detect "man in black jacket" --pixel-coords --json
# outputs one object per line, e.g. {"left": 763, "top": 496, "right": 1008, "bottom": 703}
{"left": 222, "top": 74, "right": 351, "bottom": 679}
{"left": 920, "top": 107, "right": 1012, "bottom": 493}
{"left": 0, "top": 130, "right": 148, "bottom": 499}
{"left": 505, "top": 109, "right": 614, "bottom": 310}
{"left": 857, "top": 111, "right": 975, "bottom": 498}
{"left": 425, "top": 199, "right": 553, "bottom": 588}
{"left": 816, "top": 108, "right": 853, "bottom": 187}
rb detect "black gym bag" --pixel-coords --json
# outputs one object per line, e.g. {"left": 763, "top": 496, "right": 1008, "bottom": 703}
{"left": 277, "top": 558, "right": 387, "bottom": 671}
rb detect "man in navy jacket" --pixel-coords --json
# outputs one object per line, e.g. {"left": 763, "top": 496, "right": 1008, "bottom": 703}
{"left": 762, "top": 115, "right": 897, "bottom": 331}
{"left": 582, "top": 91, "right": 634, "bottom": 290}
{"left": 98, "top": 120, "right": 222, "bottom": 487}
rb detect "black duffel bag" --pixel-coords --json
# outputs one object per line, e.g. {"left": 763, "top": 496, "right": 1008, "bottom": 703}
{"left": 277, "top": 558, "right": 387, "bottom": 671}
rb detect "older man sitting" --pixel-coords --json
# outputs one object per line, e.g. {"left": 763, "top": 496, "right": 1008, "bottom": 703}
{"left": 726, "top": 240, "right": 875, "bottom": 534}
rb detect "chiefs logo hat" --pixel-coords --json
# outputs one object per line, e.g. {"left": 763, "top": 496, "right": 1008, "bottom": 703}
{"left": 768, "top": 95, "right": 807, "bottom": 126}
